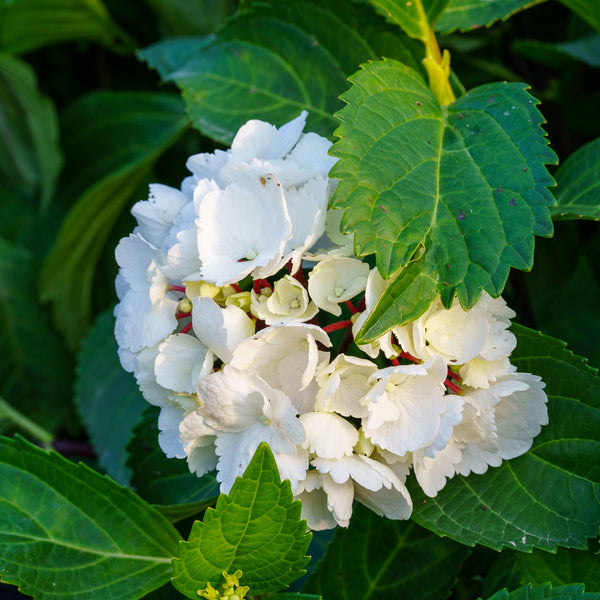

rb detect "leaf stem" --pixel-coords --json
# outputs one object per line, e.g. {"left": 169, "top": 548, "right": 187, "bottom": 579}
{"left": 0, "top": 397, "right": 54, "bottom": 448}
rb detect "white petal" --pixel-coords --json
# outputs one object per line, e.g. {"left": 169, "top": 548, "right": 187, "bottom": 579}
{"left": 300, "top": 412, "right": 358, "bottom": 459}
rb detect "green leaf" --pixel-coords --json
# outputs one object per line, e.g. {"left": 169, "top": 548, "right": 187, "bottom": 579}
{"left": 485, "top": 583, "right": 600, "bottom": 600}
{"left": 557, "top": 0, "right": 600, "bottom": 33}
{"left": 140, "top": 0, "right": 425, "bottom": 144}
{"left": 305, "top": 503, "right": 468, "bottom": 600}
{"left": 435, "top": 0, "right": 543, "bottom": 34}
{"left": 517, "top": 541, "right": 600, "bottom": 592}
{"left": 369, "top": 0, "right": 451, "bottom": 40}
{"left": 552, "top": 137, "right": 600, "bottom": 221}
{"left": 0, "top": 54, "right": 62, "bottom": 214}
{"left": 332, "top": 59, "right": 556, "bottom": 338}
{"left": 514, "top": 36, "right": 600, "bottom": 70}
{"left": 0, "top": 435, "right": 181, "bottom": 600}
{"left": 39, "top": 92, "right": 188, "bottom": 349}
{"left": 555, "top": 35, "right": 600, "bottom": 68}
{"left": 0, "top": 239, "right": 74, "bottom": 435}
{"left": 155, "top": 501, "right": 216, "bottom": 524}
{"left": 483, "top": 552, "right": 521, "bottom": 598}
{"left": 410, "top": 325, "right": 600, "bottom": 551}
{"left": 127, "top": 405, "right": 220, "bottom": 506}
{"left": 172, "top": 443, "right": 311, "bottom": 598}
{"left": 0, "top": 0, "right": 131, "bottom": 54}
{"left": 75, "top": 309, "right": 147, "bottom": 485}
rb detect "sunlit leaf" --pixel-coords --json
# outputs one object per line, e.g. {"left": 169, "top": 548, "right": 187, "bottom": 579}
{"left": 332, "top": 58, "right": 556, "bottom": 341}
{"left": 369, "top": 0, "right": 451, "bottom": 40}
{"left": 172, "top": 443, "right": 311, "bottom": 598}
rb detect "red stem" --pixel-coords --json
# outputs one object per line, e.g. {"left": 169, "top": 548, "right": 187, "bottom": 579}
{"left": 180, "top": 322, "right": 193, "bottom": 334}
{"left": 344, "top": 300, "right": 358, "bottom": 314}
{"left": 323, "top": 320, "right": 353, "bottom": 333}
{"left": 170, "top": 285, "right": 186, "bottom": 293}
{"left": 445, "top": 379, "right": 462, "bottom": 394}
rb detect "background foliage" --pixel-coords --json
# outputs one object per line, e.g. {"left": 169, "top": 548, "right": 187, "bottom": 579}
{"left": 0, "top": 0, "right": 599, "bottom": 599}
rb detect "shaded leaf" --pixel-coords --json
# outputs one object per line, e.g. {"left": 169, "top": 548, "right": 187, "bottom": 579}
{"left": 435, "top": 0, "right": 542, "bottom": 34}
{"left": 332, "top": 58, "right": 556, "bottom": 340}
{"left": 515, "top": 36, "right": 600, "bottom": 70}
{"left": 172, "top": 443, "right": 311, "bottom": 598}
{"left": 483, "top": 552, "right": 521, "bottom": 599}
{"left": 485, "top": 583, "right": 600, "bottom": 600}
{"left": 0, "top": 239, "right": 74, "bottom": 435}
{"left": 39, "top": 92, "right": 188, "bottom": 349}
{"left": 305, "top": 503, "right": 469, "bottom": 600}
{"left": 557, "top": 0, "right": 600, "bottom": 33}
{"left": 155, "top": 500, "right": 216, "bottom": 524}
{"left": 0, "top": 54, "right": 62, "bottom": 214}
{"left": 0, "top": 435, "right": 181, "bottom": 600}
{"left": 140, "top": 0, "right": 424, "bottom": 144}
{"left": 555, "top": 34, "right": 600, "bottom": 68}
{"left": 127, "top": 405, "right": 220, "bottom": 506}
{"left": 75, "top": 309, "right": 147, "bottom": 485}
{"left": 145, "top": 0, "right": 236, "bottom": 36}
{"left": 369, "top": 0, "right": 451, "bottom": 40}
{"left": 552, "top": 137, "right": 600, "bottom": 221}
{"left": 0, "top": 0, "right": 130, "bottom": 54}
{"left": 517, "top": 540, "right": 600, "bottom": 592}
{"left": 410, "top": 325, "right": 600, "bottom": 551}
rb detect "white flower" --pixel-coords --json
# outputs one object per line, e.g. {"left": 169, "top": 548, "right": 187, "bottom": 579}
{"left": 190, "top": 367, "right": 306, "bottom": 493}
{"left": 191, "top": 296, "right": 255, "bottom": 364}
{"left": 250, "top": 275, "right": 317, "bottom": 325}
{"left": 131, "top": 184, "right": 189, "bottom": 249}
{"left": 315, "top": 354, "right": 377, "bottom": 418}
{"left": 361, "top": 355, "right": 448, "bottom": 457}
{"left": 308, "top": 257, "right": 369, "bottom": 316}
{"left": 114, "top": 233, "right": 178, "bottom": 352}
{"left": 394, "top": 292, "right": 516, "bottom": 367}
{"left": 196, "top": 174, "right": 292, "bottom": 285}
{"left": 229, "top": 323, "right": 332, "bottom": 414}
{"left": 300, "top": 411, "right": 359, "bottom": 459}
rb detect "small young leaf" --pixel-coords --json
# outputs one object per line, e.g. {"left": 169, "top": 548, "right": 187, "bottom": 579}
{"left": 0, "top": 54, "right": 62, "bottom": 214}
{"left": 75, "top": 310, "right": 147, "bottom": 485}
{"left": 0, "top": 0, "right": 130, "bottom": 54}
{"left": 332, "top": 59, "right": 556, "bottom": 338}
{"left": 140, "top": 0, "right": 425, "bottom": 144}
{"left": 411, "top": 325, "right": 600, "bottom": 551}
{"left": 0, "top": 435, "right": 181, "bottom": 600}
{"left": 40, "top": 92, "right": 188, "bottom": 349}
{"left": 172, "top": 443, "right": 311, "bottom": 598}
{"left": 517, "top": 541, "right": 600, "bottom": 592}
{"left": 369, "top": 0, "right": 451, "bottom": 40}
{"left": 552, "top": 137, "right": 600, "bottom": 221}
{"left": 435, "top": 0, "right": 540, "bottom": 34}
{"left": 0, "top": 239, "right": 74, "bottom": 435}
{"left": 485, "top": 583, "right": 600, "bottom": 600}
{"left": 127, "top": 405, "right": 220, "bottom": 506}
{"left": 305, "top": 503, "right": 469, "bottom": 600}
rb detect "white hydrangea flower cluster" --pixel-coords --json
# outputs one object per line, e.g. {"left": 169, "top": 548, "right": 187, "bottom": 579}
{"left": 114, "top": 112, "right": 548, "bottom": 531}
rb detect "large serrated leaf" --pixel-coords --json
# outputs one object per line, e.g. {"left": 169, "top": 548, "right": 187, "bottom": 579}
{"left": 0, "top": 435, "right": 181, "bottom": 600}
{"left": 517, "top": 541, "right": 600, "bottom": 592}
{"left": 172, "top": 443, "right": 311, "bottom": 598}
{"left": 0, "top": 54, "right": 62, "bottom": 215}
{"left": 485, "top": 583, "right": 600, "bottom": 600}
{"left": 140, "top": 0, "right": 424, "bottom": 144}
{"left": 0, "top": 0, "right": 129, "bottom": 54}
{"left": 127, "top": 405, "right": 220, "bottom": 506}
{"left": 410, "top": 325, "right": 600, "bottom": 551}
{"left": 434, "top": 0, "right": 544, "bottom": 34}
{"left": 304, "top": 503, "right": 469, "bottom": 600}
{"left": 0, "top": 239, "right": 74, "bottom": 435}
{"left": 332, "top": 59, "right": 556, "bottom": 340}
{"left": 369, "top": 0, "right": 451, "bottom": 40}
{"left": 552, "top": 137, "right": 600, "bottom": 221}
{"left": 75, "top": 309, "right": 147, "bottom": 485}
{"left": 39, "top": 92, "right": 188, "bottom": 350}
